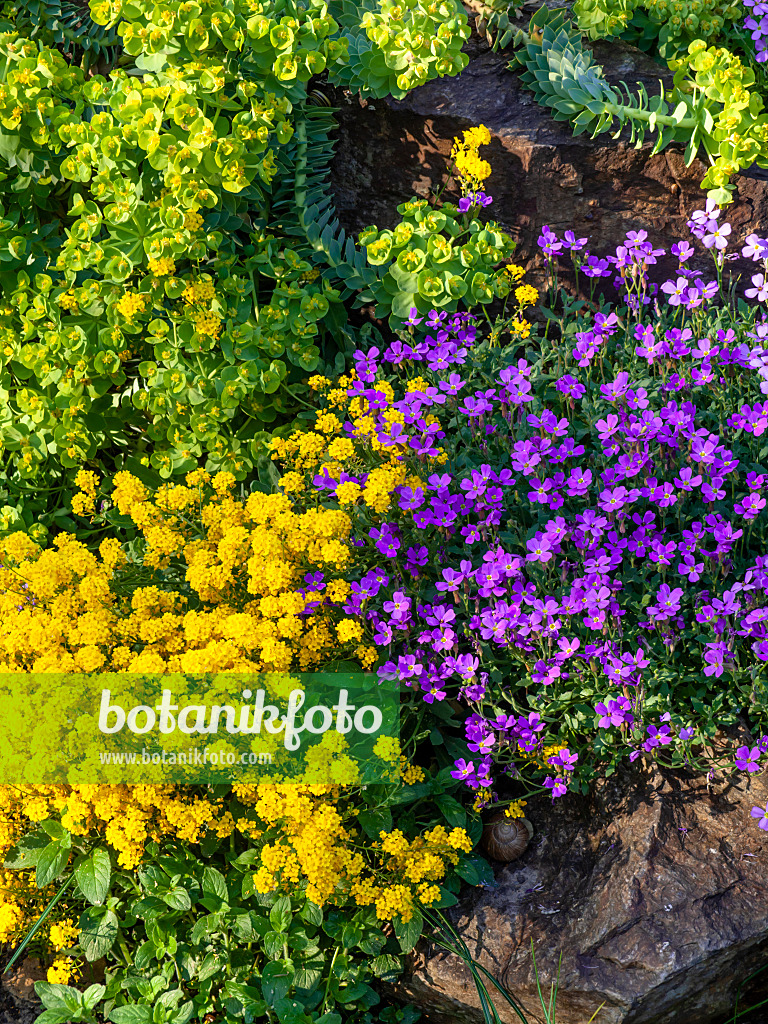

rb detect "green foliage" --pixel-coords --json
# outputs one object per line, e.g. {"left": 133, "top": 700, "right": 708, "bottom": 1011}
{"left": 12, "top": 0, "right": 121, "bottom": 65}
{"left": 574, "top": 0, "right": 742, "bottom": 59}
{"left": 5, "top": 776, "right": 479, "bottom": 1023}
{"left": 268, "top": 101, "right": 379, "bottom": 299}
{"left": 509, "top": 7, "right": 768, "bottom": 204}
{"left": 327, "top": 0, "right": 470, "bottom": 98}
{"left": 470, "top": 0, "right": 525, "bottom": 52}
{"left": 0, "top": 0, "right": 476, "bottom": 534}
{"left": 356, "top": 198, "right": 517, "bottom": 326}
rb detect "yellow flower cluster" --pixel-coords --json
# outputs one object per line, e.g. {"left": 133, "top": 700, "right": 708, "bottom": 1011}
{"left": 148, "top": 256, "right": 177, "bottom": 276}
{"left": 251, "top": 785, "right": 364, "bottom": 906}
{"left": 56, "top": 291, "right": 80, "bottom": 312}
{"left": 115, "top": 291, "right": 149, "bottom": 321}
{"left": 400, "top": 757, "right": 425, "bottom": 785}
{"left": 510, "top": 317, "right": 532, "bottom": 339}
{"left": 192, "top": 309, "right": 223, "bottom": 339}
{"left": 515, "top": 284, "right": 539, "bottom": 308}
{"left": 373, "top": 736, "right": 400, "bottom": 762}
{"left": 183, "top": 208, "right": 204, "bottom": 232}
{"left": 348, "top": 825, "right": 473, "bottom": 922}
{"left": 70, "top": 469, "right": 100, "bottom": 516}
{"left": 270, "top": 373, "right": 442, "bottom": 517}
{"left": 0, "top": 469, "right": 357, "bottom": 675}
{"left": 450, "top": 124, "right": 492, "bottom": 193}
{"left": 183, "top": 276, "right": 216, "bottom": 305}
{"left": 0, "top": 864, "right": 65, "bottom": 951}
{"left": 47, "top": 958, "right": 80, "bottom": 985}
{"left": 48, "top": 918, "right": 79, "bottom": 950}
{"left": 503, "top": 263, "right": 526, "bottom": 281}
{"left": 504, "top": 799, "right": 528, "bottom": 819}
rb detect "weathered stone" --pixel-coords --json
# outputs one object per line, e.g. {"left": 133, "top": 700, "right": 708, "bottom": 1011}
{"left": 328, "top": 23, "right": 768, "bottom": 291}
{"left": 393, "top": 764, "right": 768, "bottom": 1024}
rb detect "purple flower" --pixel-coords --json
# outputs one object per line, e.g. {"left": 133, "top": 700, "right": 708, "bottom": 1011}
{"left": 646, "top": 584, "right": 684, "bottom": 621}
{"left": 671, "top": 240, "right": 694, "bottom": 262}
{"left": 421, "top": 680, "right": 447, "bottom": 704}
{"left": 563, "top": 230, "right": 588, "bottom": 251}
{"left": 595, "top": 696, "right": 634, "bottom": 729}
{"left": 661, "top": 277, "right": 690, "bottom": 306}
{"left": 538, "top": 225, "right": 563, "bottom": 257}
{"left": 751, "top": 803, "right": 768, "bottom": 830}
{"left": 743, "top": 233, "right": 768, "bottom": 260}
{"left": 526, "top": 534, "right": 553, "bottom": 562}
{"left": 543, "top": 776, "right": 568, "bottom": 800}
{"left": 451, "top": 758, "right": 476, "bottom": 782}
{"left": 677, "top": 553, "right": 705, "bottom": 582}
{"left": 746, "top": 274, "right": 768, "bottom": 302}
{"left": 702, "top": 222, "right": 731, "bottom": 251}
{"left": 735, "top": 745, "right": 762, "bottom": 772}
{"left": 548, "top": 747, "right": 578, "bottom": 771}
{"left": 643, "top": 723, "right": 673, "bottom": 751}
{"left": 458, "top": 191, "right": 493, "bottom": 212}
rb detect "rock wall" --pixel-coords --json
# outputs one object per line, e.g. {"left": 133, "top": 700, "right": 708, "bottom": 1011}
{"left": 392, "top": 765, "right": 768, "bottom": 1024}
{"left": 327, "top": 30, "right": 768, "bottom": 291}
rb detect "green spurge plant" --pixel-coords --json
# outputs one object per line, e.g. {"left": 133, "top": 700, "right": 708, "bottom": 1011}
{"left": 509, "top": 6, "right": 768, "bottom": 204}
{"left": 357, "top": 198, "right": 518, "bottom": 325}
{"left": 12, "top": 0, "right": 121, "bottom": 66}
{"left": 574, "top": 0, "right": 743, "bottom": 58}
{"left": 0, "top": 0, "right": 471, "bottom": 538}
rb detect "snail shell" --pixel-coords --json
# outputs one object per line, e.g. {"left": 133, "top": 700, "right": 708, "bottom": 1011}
{"left": 481, "top": 814, "right": 534, "bottom": 862}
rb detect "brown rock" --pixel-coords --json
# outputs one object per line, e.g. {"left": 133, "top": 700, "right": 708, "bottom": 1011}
{"left": 328, "top": 31, "right": 768, "bottom": 292}
{"left": 3, "top": 958, "right": 46, "bottom": 1004}
{"left": 393, "top": 765, "right": 768, "bottom": 1024}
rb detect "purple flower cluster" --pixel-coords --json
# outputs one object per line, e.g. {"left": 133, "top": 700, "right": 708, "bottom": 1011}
{"left": 744, "top": 0, "right": 768, "bottom": 62}
{"left": 293, "top": 212, "right": 768, "bottom": 820}
{"left": 539, "top": 200, "right": 768, "bottom": 313}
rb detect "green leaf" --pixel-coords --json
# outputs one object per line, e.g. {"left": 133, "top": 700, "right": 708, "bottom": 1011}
{"left": 261, "top": 960, "right": 295, "bottom": 1004}
{"left": 36, "top": 836, "right": 71, "bottom": 888}
{"left": 134, "top": 940, "right": 156, "bottom": 971}
{"left": 357, "top": 807, "right": 393, "bottom": 839}
{"left": 75, "top": 848, "right": 111, "bottom": 905}
{"left": 370, "top": 953, "right": 403, "bottom": 979}
{"left": 435, "top": 794, "right": 466, "bottom": 828}
{"left": 78, "top": 906, "right": 119, "bottom": 961}
{"left": 202, "top": 865, "right": 228, "bottom": 903}
{"left": 39, "top": 820, "right": 69, "bottom": 841}
{"left": 34, "top": 982, "right": 82, "bottom": 1012}
{"left": 29, "top": 1011, "right": 75, "bottom": 1024}
{"left": 109, "top": 1006, "right": 153, "bottom": 1024}
{"left": 299, "top": 900, "right": 323, "bottom": 928}
{"left": 393, "top": 908, "right": 423, "bottom": 952}
{"left": 162, "top": 886, "right": 192, "bottom": 912}
{"left": 270, "top": 895, "right": 292, "bottom": 933}
{"left": 4, "top": 832, "right": 49, "bottom": 869}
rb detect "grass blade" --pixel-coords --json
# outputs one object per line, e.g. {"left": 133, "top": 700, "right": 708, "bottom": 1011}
{"left": 3, "top": 874, "right": 73, "bottom": 975}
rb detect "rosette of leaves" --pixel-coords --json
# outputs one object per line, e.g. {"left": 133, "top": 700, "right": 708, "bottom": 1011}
{"left": 327, "top": 0, "right": 470, "bottom": 98}
{"left": 510, "top": 6, "right": 768, "bottom": 203}
{"left": 355, "top": 197, "right": 517, "bottom": 326}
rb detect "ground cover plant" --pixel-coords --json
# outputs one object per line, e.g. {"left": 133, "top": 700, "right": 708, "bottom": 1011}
{"left": 0, "top": 0, "right": 767, "bottom": 1011}
{"left": 2, "top": 178, "right": 768, "bottom": 1020}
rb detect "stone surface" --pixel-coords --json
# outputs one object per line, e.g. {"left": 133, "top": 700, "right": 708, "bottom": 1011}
{"left": 393, "top": 763, "right": 768, "bottom": 1024}
{"left": 328, "top": 22, "right": 768, "bottom": 291}
{"left": 0, "top": 955, "right": 43, "bottom": 1024}
{"left": 2, "top": 958, "right": 46, "bottom": 1005}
